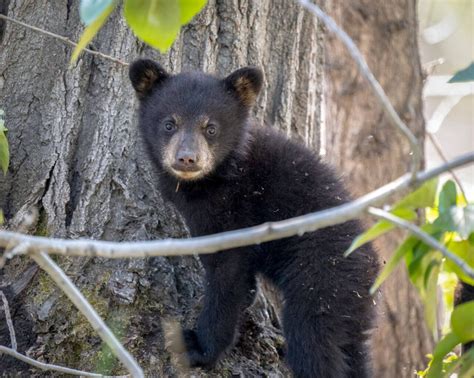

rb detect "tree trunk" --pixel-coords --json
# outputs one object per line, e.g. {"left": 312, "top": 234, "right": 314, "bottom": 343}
{"left": 324, "top": 1, "right": 433, "bottom": 376}
{"left": 0, "top": 0, "right": 322, "bottom": 375}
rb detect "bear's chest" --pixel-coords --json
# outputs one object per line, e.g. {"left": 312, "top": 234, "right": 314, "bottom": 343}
{"left": 175, "top": 183, "right": 262, "bottom": 236}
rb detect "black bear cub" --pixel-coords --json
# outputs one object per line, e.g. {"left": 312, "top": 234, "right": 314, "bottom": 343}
{"left": 130, "top": 59, "right": 379, "bottom": 377}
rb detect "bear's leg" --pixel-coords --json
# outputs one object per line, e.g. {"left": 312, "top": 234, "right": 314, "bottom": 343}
{"left": 281, "top": 284, "right": 372, "bottom": 378}
{"left": 344, "top": 342, "right": 372, "bottom": 378}
{"left": 282, "top": 303, "right": 350, "bottom": 378}
{"left": 183, "top": 251, "right": 257, "bottom": 368}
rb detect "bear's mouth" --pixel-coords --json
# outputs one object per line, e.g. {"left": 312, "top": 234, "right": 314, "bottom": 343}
{"left": 170, "top": 168, "right": 205, "bottom": 180}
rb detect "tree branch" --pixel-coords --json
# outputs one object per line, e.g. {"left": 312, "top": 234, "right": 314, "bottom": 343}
{"left": 0, "top": 346, "right": 105, "bottom": 377}
{"left": 0, "top": 291, "right": 17, "bottom": 350}
{"left": 367, "top": 207, "right": 474, "bottom": 280}
{"left": 0, "top": 242, "right": 29, "bottom": 268}
{"left": 297, "top": 0, "right": 422, "bottom": 178}
{"left": 0, "top": 14, "right": 128, "bottom": 67}
{"left": 30, "top": 252, "right": 144, "bottom": 378}
{"left": 0, "top": 152, "right": 472, "bottom": 260}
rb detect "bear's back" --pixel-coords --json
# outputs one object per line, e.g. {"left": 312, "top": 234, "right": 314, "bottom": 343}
{"left": 244, "top": 126, "right": 351, "bottom": 221}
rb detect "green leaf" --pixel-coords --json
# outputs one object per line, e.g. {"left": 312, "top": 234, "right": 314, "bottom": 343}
{"left": 0, "top": 110, "right": 9, "bottom": 175}
{"left": 433, "top": 204, "right": 474, "bottom": 239}
{"left": 178, "top": 0, "right": 207, "bottom": 24}
{"left": 440, "top": 353, "right": 462, "bottom": 377}
{"left": 80, "top": 0, "right": 114, "bottom": 25}
{"left": 439, "top": 271, "right": 458, "bottom": 335}
{"left": 416, "top": 251, "right": 441, "bottom": 340}
{"left": 438, "top": 180, "right": 457, "bottom": 214}
{"left": 427, "top": 332, "right": 461, "bottom": 378}
{"left": 451, "top": 301, "right": 474, "bottom": 344}
{"left": 405, "top": 224, "right": 441, "bottom": 284}
{"left": 124, "top": 0, "right": 181, "bottom": 52}
{"left": 449, "top": 205, "right": 474, "bottom": 239}
{"left": 444, "top": 241, "right": 474, "bottom": 285}
{"left": 406, "top": 240, "right": 432, "bottom": 284}
{"left": 370, "top": 236, "right": 418, "bottom": 294}
{"left": 345, "top": 208, "right": 417, "bottom": 256}
{"left": 469, "top": 233, "right": 474, "bottom": 245}
{"left": 394, "top": 178, "right": 439, "bottom": 211}
{"left": 405, "top": 241, "right": 442, "bottom": 340}
{"left": 424, "top": 258, "right": 440, "bottom": 290}
{"left": 424, "top": 262, "right": 441, "bottom": 340}
{"left": 459, "top": 348, "right": 474, "bottom": 377}
{"left": 71, "top": 3, "right": 116, "bottom": 64}
{"left": 0, "top": 209, "right": 4, "bottom": 225}
{"left": 448, "top": 62, "right": 474, "bottom": 83}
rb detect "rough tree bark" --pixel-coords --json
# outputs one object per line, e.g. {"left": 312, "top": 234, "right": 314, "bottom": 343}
{"left": 0, "top": 0, "right": 323, "bottom": 376}
{"left": 324, "top": 1, "right": 432, "bottom": 377}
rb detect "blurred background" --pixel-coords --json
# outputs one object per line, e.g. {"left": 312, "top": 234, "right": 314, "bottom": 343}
{"left": 419, "top": 0, "right": 474, "bottom": 200}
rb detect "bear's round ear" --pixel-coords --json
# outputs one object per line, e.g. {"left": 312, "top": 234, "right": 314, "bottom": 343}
{"left": 129, "top": 59, "right": 170, "bottom": 99}
{"left": 223, "top": 67, "right": 263, "bottom": 108}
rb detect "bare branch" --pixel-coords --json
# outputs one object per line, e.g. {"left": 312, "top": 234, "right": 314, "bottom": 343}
{"left": 297, "top": 0, "right": 421, "bottom": 178}
{"left": 367, "top": 207, "right": 474, "bottom": 280}
{"left": 30, "top": 252, "right": 144, "bottom": 378}
{"left": 0, "top": 291, "right": 17, "bottom": 350}
{"left": 0, "top": 345, "right": 104, "bottom": 377}
{"left": 0, "top": 152, "right": 472, "bottom": 260}
{"left": 0, "top": 243, "right": 29, "bottom": 268}
{"left": 427, "top": 133, "right": 468, "bottom": 201}
{"left": 0, "top": 14, "right": 128, "bottom": 67}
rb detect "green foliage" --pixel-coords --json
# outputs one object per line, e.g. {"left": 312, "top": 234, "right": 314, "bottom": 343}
{"left": 345, "top": 208, "right": 417, "bottom": 257}
{"left": 448, "top": 62, "right": 474, "bottom": 83}
{"left": 350, "top": 179, "right": 474, "bottom": 377}
{"left": 72, "top": 0, "right": 207, "bottom": 63}
{"left": 346, "top": 179, "right": 438, "bottom": 257}
{"left": 394, "top": 178, "right": 439, "bottom": 210}
{"left": 369, "top": 235, "right": 417, "bottom": 294}
{"left": 177, "top": 0, "right": 208, "bottom": 24}
{"left": 438, "top": 180, "right": 457, "bottom": 214}
{"left": 424, "top": 302, "right": 474, "bottom": 378}
{"left": 80, "top": 0, "right": 115, "bottom": 25}
{"left": 452, "top": 301, "right": 474, "bottom": 343}
{"left": 0, "top": 109, "right": 9, "bottom": 176}
{"left": 445, "top": 205, "right": 474, "bottom": 239}
{"left": 124, "top": 0, "right": 181, "bottom": 52}
{"left": 445, "top": 241, "right": 474, "bottom": 285}
{"left": 71, "top": 2, "right": 116, "bottom": 64}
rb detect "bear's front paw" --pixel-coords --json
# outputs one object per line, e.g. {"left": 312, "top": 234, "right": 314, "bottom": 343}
{"left": 182, "top": 329, "right": 216, "bottom": 368}
{"left": 164, "top": 322, "right": 215, "bottom": 369}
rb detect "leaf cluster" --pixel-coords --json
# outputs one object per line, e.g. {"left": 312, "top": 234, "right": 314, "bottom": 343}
{"left": 72, "top": 0, "right": 208, "bottom": 63}
{"left": 349, "top": 180, "right": 474, "bottom": 377}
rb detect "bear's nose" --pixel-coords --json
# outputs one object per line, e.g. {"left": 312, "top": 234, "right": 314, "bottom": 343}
{"left": 179, "top": 156, "right": 195, "bottom": 165}
{"left": 173, "top": 150, "right": 200, "bottom": 171}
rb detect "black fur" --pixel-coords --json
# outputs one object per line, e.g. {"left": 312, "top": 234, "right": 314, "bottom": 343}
{"left": 456, "top": 283, "right": 474, "bottom": 353}
{"left": 130, "top": 59, "right": 379, "bottom": 377}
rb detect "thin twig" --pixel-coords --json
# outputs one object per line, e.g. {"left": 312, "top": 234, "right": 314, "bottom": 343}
{"left": 367, "top": 207, "right": 474, "bottom": 280}
{"left": 0, "top": 345, "right": 103, "bottom": 377}
{"left": 427, "top": 133, "right": 468, "bottom": 201}
{"left": 0, "top": 14, "right": 128, "bottom": 67}
{"left": 30, "top": 252, "right": 144, "bottom": 378}
{"left": 0, "top": 243, "right": 29, "bottom": 268}
{"left": 297, "top": 0, "right": 421, "bottom": 179}
{"left": 0, "top": 152, "right": 472, "bottom": 260}
{"left": 0, "top": 291, "right": 17, "bottom": 350}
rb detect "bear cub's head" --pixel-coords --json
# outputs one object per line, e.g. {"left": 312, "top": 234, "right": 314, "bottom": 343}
{"left": 129, "top": 59, "right": 263, "bottom": 181}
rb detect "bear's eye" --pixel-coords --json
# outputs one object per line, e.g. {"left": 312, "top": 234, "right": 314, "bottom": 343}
{"left": 163, "top": 120, "right": 176, "bottom": 132}
{"left": 206, "top": 124, "right": 217, "bottom": 136}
